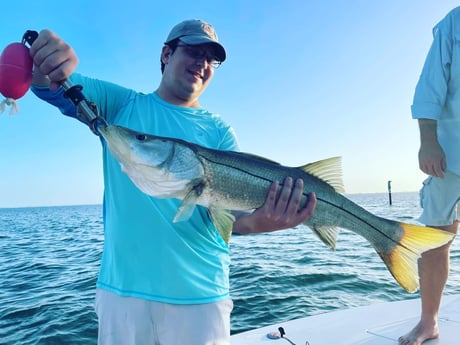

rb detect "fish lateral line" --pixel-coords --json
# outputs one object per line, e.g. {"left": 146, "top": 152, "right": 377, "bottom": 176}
{"left": 199, "top": 151, "right": 409, "bottom": 251}
{"left": 314, "top": 196, "right": 418, "bottom": 255}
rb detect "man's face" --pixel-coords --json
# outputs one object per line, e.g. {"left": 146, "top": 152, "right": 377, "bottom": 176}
{"left": 162, "top": 42, "right": 219, "bottom": 102}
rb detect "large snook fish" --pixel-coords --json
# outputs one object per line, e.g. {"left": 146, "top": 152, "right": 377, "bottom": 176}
{"left": 98, "top": 125, "right": 454, "bottom": 293}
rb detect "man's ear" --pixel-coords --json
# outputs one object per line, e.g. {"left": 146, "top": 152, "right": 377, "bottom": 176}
{"left": 161, "top": 45, "right": 172, "bottom": 64}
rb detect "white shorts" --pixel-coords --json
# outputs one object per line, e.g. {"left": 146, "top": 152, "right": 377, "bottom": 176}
{"left": 94, "top": 289, "right": 233, "bottom": 345}
{"left": 418, "top": 171, "right": 460, "bottom": 226}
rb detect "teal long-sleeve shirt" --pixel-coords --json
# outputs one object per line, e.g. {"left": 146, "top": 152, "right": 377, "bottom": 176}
{"left": 32, "top": 73, "right": 239, "bottom": 304}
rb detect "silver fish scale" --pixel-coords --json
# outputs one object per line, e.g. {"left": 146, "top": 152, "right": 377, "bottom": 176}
{"left": 196, "top": 146, "right": 403, "bottom": 253}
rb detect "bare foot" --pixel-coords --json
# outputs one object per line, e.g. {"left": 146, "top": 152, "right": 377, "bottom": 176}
{"left": 398, "top": 320, "right": 439, "bottom": 345}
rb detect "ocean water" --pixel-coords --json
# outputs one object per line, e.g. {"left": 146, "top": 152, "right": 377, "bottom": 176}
{"left": 1, "top": 193, "right": 459, "bottom": 344}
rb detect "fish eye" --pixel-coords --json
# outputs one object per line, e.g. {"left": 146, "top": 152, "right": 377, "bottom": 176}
{"left": 136, "top": 134, "right": 147, "bottom": 141}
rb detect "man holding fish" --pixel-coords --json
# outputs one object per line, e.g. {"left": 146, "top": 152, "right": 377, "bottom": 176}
{"left": 29, "top": 20, "right": 317, "bottom": 344}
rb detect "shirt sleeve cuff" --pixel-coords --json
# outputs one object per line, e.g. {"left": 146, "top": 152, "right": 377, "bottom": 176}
{"left": 411, "top": 102, "right": 442, "bottom": 120}
{"left": 31, "top": 85, "right": 78, "bottom": 117}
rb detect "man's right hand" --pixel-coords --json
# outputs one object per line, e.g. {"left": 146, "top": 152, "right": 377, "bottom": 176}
{"left": 417, "top": 119, "right": 446, "bottom": 178}
{"left": 418, "top": 142, "right": 446, "bottom": 178}
{"left": 29, "top": 29, "right": 78, "bottom": 90}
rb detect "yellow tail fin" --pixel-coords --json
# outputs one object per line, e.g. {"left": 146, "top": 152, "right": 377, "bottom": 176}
{"left": 379, "top": 223, "right": 455, "bottom": 293}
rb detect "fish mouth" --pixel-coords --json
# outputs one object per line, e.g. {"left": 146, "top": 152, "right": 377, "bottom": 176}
{"left": 99, "top": 126, "right": 133, "bottom": 162}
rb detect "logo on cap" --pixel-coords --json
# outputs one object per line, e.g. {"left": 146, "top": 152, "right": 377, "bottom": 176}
{"left": 202, "top": 23, "right": 216, "bottom": 40}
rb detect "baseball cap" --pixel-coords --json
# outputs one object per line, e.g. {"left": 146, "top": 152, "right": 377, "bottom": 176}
{"left": 165, "top": 19, "right": 226, "bottom": 62}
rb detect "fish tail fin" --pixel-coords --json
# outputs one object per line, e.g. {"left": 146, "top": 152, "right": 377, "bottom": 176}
{"left": 379, "top": 222, "right": 454, "bottom": 293}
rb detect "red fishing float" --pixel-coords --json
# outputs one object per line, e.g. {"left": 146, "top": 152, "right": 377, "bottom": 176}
{"left": 0, "top": 42, "right": 33, "bottom": 114}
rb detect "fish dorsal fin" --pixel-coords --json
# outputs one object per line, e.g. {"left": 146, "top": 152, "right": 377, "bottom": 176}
{"left": 300, "top": 156, "right": 345, "bottom": 193}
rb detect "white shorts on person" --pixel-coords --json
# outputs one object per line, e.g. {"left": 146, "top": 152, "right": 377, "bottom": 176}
{"left": 418, "top": 170, "right": 460, "bottom": 226}
{"left": 95, "top": 288, "right": 233, "bottom": 345}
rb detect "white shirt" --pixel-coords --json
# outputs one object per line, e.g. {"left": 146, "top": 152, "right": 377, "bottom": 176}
{"left": 411, "top": 6, "right": 460, "bottom": 175}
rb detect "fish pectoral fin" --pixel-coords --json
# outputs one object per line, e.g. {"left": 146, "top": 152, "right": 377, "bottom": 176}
{"left": 208, "top": 208, "right": 235, "bottom": 244}
{"left": 173, "top": 188, "right": 200, "bottom": 222}
{"left": 300, "top": 157, "right": 345, "bottom": 193}
{"left": 309, "top": 225, "right": 340, "bottom": 250}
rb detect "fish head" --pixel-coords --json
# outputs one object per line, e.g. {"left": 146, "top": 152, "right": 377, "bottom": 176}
{"left": 99, "top": 125, "right": 175, "bottom": 166}
{"left": 98, "top": 125, "right": 204, "bottom": 198}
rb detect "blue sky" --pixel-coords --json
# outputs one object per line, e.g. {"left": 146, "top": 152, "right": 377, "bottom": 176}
{"left": 0, "top": 0, "right": 458, "bottom": 208}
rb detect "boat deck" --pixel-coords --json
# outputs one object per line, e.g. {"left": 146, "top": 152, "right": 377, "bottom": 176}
{"left": 230, "top": 294, "right": 460, "bottom": 344}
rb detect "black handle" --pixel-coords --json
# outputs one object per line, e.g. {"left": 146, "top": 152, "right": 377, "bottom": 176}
{"left": 22, "top": 30, "right": 38, "bottom": 46}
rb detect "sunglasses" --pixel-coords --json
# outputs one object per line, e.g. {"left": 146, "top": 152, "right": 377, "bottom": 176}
{"left": 176, "top": 44, "right": 222, "bottom": 69}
